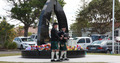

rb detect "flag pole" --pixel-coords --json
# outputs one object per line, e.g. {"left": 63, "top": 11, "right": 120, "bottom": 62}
{"left": 112, "top": 0, "right": 115, "bottom": 54}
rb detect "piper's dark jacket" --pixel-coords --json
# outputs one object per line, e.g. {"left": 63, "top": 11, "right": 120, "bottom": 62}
{"left": 51, "top": 28, "right": 59, "bottom": 41}
{"left": 58, "top": 31, "right": 68, "bottom": 42}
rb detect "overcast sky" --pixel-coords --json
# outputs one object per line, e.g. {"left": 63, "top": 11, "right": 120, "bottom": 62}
{"left": 0, "top": 0, "right": 119, "bottom": 28}
{"left": 0, "top": 0, "right": 88, "bottom": 28}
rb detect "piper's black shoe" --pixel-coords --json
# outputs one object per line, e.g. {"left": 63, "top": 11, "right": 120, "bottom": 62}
{"left": 64, "top": 58, "right": 69, "bottom": 61}
{"left": 51, "top": 59, "right": 55, "bottom": 62}
{"left": 60, "top": 58, "right": 64, "bottom": 61}
{"left": 56, "top": 59, "right": 62, "bottom": 62}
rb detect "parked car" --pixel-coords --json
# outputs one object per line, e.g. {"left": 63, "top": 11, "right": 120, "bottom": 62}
{"left": 30, "top": 34, "right": 37, "bottom": 42}
{"left": 116, "top": 37, "right": 120, "bottom": 42}
{"left": 91, "top": 34, "right": 107, "bottom": 41}
{"left": 67, "top": 38, "right": 74, "bottom": 46}
{"left": 30, "top": 34, "right": 50, "bottom": 43}
{"left": 86, "top": 40, "right": 119, "bottom": 53}
{"left": 71, "top": 37, "right": 93, "bottom": 50}
{"left": 13, "top": 37, "right": 37, "bottom": 49}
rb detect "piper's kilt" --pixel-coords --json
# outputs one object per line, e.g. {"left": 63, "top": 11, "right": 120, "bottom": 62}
{"left": 51, "top": 41, "right": 59, "bottom": 50}
{"left": 60, "top": 41, "right": 67, "bottom": 51}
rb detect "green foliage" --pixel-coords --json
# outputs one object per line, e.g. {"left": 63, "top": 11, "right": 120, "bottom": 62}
{"left": 70, "top": 23, "right": 82, "bottom": 37}
{"left": 7, "top": 43, "right": 13, "bottom": 49}
{"left": 80, "top": 0, "right": 120, "bottom": 22}
{"left": 3, "top": 41, "right": 9, "bottom": 49}
{"left": 71, "top": 0, "right": 120, "bottom": 35}
{"left": 8, "top": 0, "right": 66, "bottom": 37}
{"left": 12, "top": 42, "right": 17, "bottom": 49}
{"left": 28, "top": 32, "right": 32, "bottom": 36}
{"left": 5, "top": 42, "right": 17, "bottom": 49}
{"left": 0, "top": 19, "right": 17, "bottom": 48}
{"left": 58, "top": 0, "right": 66, "bottom": 7}
{"left": 8, "top": 42, "right": 17, "bottom": 49}
{"left": 16, "top": 26, "right": 24, "bottom": 36}
{"left": 0, "top": 44, "right": 2, "bottom": 49}
{"left": 0, "top": 19, "right": 14, "bottom": 35}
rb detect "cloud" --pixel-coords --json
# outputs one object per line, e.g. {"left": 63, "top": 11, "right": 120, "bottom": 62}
{"left": 0, "top": 0, "right": 7, "bottom": 16}
{"left": 1, "top": 0, "right": 119, "bottom": 28}
{"left": 64, "top": 0, "right": 81, "bottom": 28}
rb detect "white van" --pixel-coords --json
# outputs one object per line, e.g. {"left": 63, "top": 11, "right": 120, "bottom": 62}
{"left": 69, "top": 37, "right": 93, "bottom": 50}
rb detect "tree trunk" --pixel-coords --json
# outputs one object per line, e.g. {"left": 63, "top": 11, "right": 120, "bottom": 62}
{"left": 24, "top": 26, "right": 29, "bottom": 37}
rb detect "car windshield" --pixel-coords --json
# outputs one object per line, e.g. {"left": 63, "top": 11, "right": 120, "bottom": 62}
{"left": 91, "top": 41, "right": 102, "bottom": 45}
{"left": 101, "top": 36, "right": 106, "bottom": 39}
{"left": 73, "top": 37, "right": 78, "bottom": 40}
{"left": 21, "top": 38, "right": 34, "bottom": 42}
{"left": 91, "top": 36, "right": 99, "bottom": 41}
{"left": 91, "top": 35, "right": 106, "bottom": 41}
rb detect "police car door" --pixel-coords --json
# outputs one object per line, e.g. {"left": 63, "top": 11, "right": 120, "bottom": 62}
{"left": 77, "top": 38, "right": 86, "bottom": 50}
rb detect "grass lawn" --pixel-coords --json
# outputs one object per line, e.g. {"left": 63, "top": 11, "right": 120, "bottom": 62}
{"left": 87, "top": 53, "right": 120, "bottom": 56}
{"left": 0, "top": 61, "right": 23, "bottom": 63}
{"left": 0, "top": 53, "right": 21, "bottom": 57}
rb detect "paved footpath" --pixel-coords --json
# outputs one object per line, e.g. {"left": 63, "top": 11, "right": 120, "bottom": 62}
{"left": 0, "top": 55, "right": 120, "bottom": 63}
{"left": 0, "top": 51, "right": 21, "bottom": 54}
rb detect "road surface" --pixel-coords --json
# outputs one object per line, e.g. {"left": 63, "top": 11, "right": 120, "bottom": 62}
{"left": 0, "top": 55, "right": 120, "bottom": 63}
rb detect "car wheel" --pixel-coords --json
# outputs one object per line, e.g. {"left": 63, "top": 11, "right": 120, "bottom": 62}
{"left": 20, "top": 45, "right": 24, "bottom": 50}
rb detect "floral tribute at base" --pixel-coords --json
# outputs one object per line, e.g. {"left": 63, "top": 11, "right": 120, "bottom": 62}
{"left": 25, "top": 43, "right": 83, "bottom": 51}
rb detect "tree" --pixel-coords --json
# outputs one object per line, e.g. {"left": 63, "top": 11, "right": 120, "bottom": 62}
{"left": 16, "top": 26, "right": 24, "bottom": 36}
{"left": 70, "top": 0, "right": 90, "bottom": 36}
{"left": 71, "top": 0, "right": 120, "bottom": 36}
{"left": 7, "top": 0, "right": 66, "bottom": 37}
{"left": 0, "top": 18, "right": 16, "bottom": 47}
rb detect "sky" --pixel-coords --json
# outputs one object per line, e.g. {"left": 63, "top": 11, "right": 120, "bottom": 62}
{"left": 0, "top": 0, "right": 87, "bottom": 28}
{"left": 64, "top": 0, "right": 82, "bottom": 28}
{"left": 0, "top": 0, "right": 118, "bottom": 28}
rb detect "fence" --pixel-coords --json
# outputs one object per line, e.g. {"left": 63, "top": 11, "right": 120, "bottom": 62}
{"left": 107, "top": 42, "right": 120, "bottom": 54}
